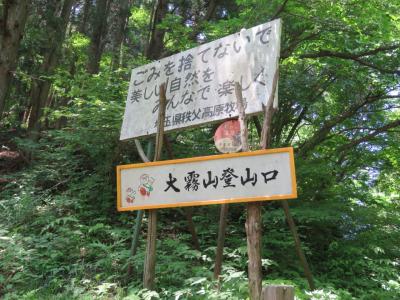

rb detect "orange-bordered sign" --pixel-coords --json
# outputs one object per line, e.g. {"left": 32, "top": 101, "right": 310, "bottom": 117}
{"left": 117, "top": 147, "right": 297, "bottom": 211}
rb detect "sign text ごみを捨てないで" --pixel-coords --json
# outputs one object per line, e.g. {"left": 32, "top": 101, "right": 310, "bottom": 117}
{"left": 120, "top": 19, "right": 281, "bottom": 140}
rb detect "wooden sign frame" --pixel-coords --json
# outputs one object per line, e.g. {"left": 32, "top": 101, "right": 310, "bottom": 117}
{"left": 116, "top": 147, "right": 297, "bottom": 211}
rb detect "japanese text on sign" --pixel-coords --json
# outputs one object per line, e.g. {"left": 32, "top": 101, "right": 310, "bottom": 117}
{"left": 120, "top": 19, "right": 281, "bottom": 140}
{"left": 117, "top": 147, "right": 296, "bottom": 211}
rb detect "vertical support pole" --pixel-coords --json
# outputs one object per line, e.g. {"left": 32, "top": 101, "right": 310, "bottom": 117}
{"left": 260, "top": 69, "right": 278, "bottom": 150}
{"left": 131, "top": 210, "right": 145, "bottom": 255}
{"left": 213, "top": 203, "right": 229, "bottom": 280}
{"left": 164, "top": 135, "right": 201, "bottom": 251}
{"left": 246, "top": 202, "right": 263, "bottom": 300}
{"left": 126, "top": 140, "right": 153, "bottom": 280}
{"left": 259, "top": 69, "right": 315, "bottom": 292}
{"left": 127, "top": 210, "right": 144, "bottom": 278}
{"left": 262, "top": 285, "right": 294, "bottom": 300}
{"left": 143, "top": 209, "right": 157, "bottom": 289}
{"left": 153, "top": 84, "right": 166, "bottom": 162}
{"left": 236, "top": 82, "right": 262, "bottom": 300}
{"left": 235, "top": 82, "right": 249, "bottom": 152}
{"left": 213, "top": 82, "right": 248, "bottom": 281}
{"left": 143, "top": 83, "right": 167, "bottom": 290}
{"left": 281, "top": 201, "right": 315, "bottom": 290}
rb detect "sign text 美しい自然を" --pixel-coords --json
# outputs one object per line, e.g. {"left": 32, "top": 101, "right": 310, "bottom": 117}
{"left": 120, "top": 19, "right": 281, "bottom": 140}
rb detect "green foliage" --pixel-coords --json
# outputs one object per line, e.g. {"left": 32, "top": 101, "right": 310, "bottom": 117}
{"left": 1, "top": 0, "right": 399, "bottom": 299}
{"left": 161, "top": 14, "right": 197, "bottom": 52}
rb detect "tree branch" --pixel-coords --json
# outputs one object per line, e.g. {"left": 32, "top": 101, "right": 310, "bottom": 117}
{"left": 298, "top": 93, "right": 388, "bottom": 157}
{"left": 204, "top": 0, "right": 218, "bottom": 21}
{"left": 284, "top": 106, "right": 308, "bottom": 145}
{"left": 269, "top": 0, "right": 290, "bottom": 21}
{"left": 337, "top": 119, "right": 400, "bottom": 153}
{"left": 299, "top": 44, "right": 400, "bottom": 74}
{"left": 281, "top": 31, "right": 319, "bottom": 59}
{"left": 284, "top": 75, "right": 336, "bottom": 145}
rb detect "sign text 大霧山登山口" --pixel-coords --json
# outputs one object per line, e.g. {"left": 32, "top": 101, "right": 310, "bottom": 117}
{"left": 117, "top": 147, "right": 296, "bottom": 211}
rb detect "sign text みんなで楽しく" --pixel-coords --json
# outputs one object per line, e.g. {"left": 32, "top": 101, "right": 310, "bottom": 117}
{"left": 120, "top": 19, "right": 281, "bottom": 140}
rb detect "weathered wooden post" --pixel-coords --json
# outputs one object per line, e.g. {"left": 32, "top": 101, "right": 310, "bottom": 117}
{"left": 143, "top": 83, "right": 167, "bottom": 290}
{"left": 236, "top": 82, "right": 263, "bottom": 300}
{"left": 126, "top": 140, "right": 152, "bottom": 279}
{"left": 214, "top": 82, "right": 250, "bottom": 281}
{"left": 213, "top": 203, "right": 229, "bottom": 280}
{"left": 246, "top": 202, "right": 263, "bottom": 299}
{"left": 255, "top": 67, "right": 315, "bottom": 291}
{"left": 127, "top": 85, "right": 201, "bottom": 284}
{"left": 281, "top": 201, "right": 315, "bottom": 290}
{"left": 163, "top": 136, "right": 201, "bottom": 251}
{"left": 262, "top": 285, "right": 294, "bottom": 300}
{"left": 260, "top": 69, "right": 315, "bottom": 293}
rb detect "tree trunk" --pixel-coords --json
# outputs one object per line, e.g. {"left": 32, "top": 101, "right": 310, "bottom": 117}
{"left": 27, "top": 0, "right": 75, "bottom": 130}
{"left": 143, "top": 83, "right": 167, "bottom": 290}
{"left": 86, "top": 0, "right": 110, "bottom": 74}
{"left": 78, "top": 0, "right": 92, "bottom": 35}
{"left": 0, "top": 64, "right": 11, "bottom": 120}
{"left": 189, "top": 0, "right": 218, "bottom": 42}
{"left": 204, "top": 0, "right": 218, "bottom": 21}
{"left": 110, "top": 0, "right": 132, "bottom": 69}
{"left": 145, "top": 0, "right": 168, "bottom": 60}
{"left": 0, "top": 0, "right": 29, "bottom": 120}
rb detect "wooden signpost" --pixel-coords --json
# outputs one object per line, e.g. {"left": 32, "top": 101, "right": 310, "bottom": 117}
{"left": 118, "top": 18, "right": 315, "bottom": 300}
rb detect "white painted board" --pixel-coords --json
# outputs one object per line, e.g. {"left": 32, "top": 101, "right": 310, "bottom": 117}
{"left": 120, "top": 19, "right": 281, "bottom": 140}
{"left": 117, "top": 148, "right": 296, "bottom": 211}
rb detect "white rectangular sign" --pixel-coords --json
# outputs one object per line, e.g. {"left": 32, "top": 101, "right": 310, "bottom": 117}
{"left": 120, "top": 19, "right": 282, "bottom": 140}
{"left": 117, "top": 147, "right": 296, "bottom": 211}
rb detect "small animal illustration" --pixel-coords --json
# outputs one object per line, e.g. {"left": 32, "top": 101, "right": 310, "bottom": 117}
{"left": 126, "top": 187, "right": 136, "bottom": 203}
{"left": 138, "top": 174, "right": 155, "bottom": 197}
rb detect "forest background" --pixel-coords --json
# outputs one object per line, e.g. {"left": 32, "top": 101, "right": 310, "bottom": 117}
{"left": 0, "top": 0, "right": 399, "bottom": 299}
